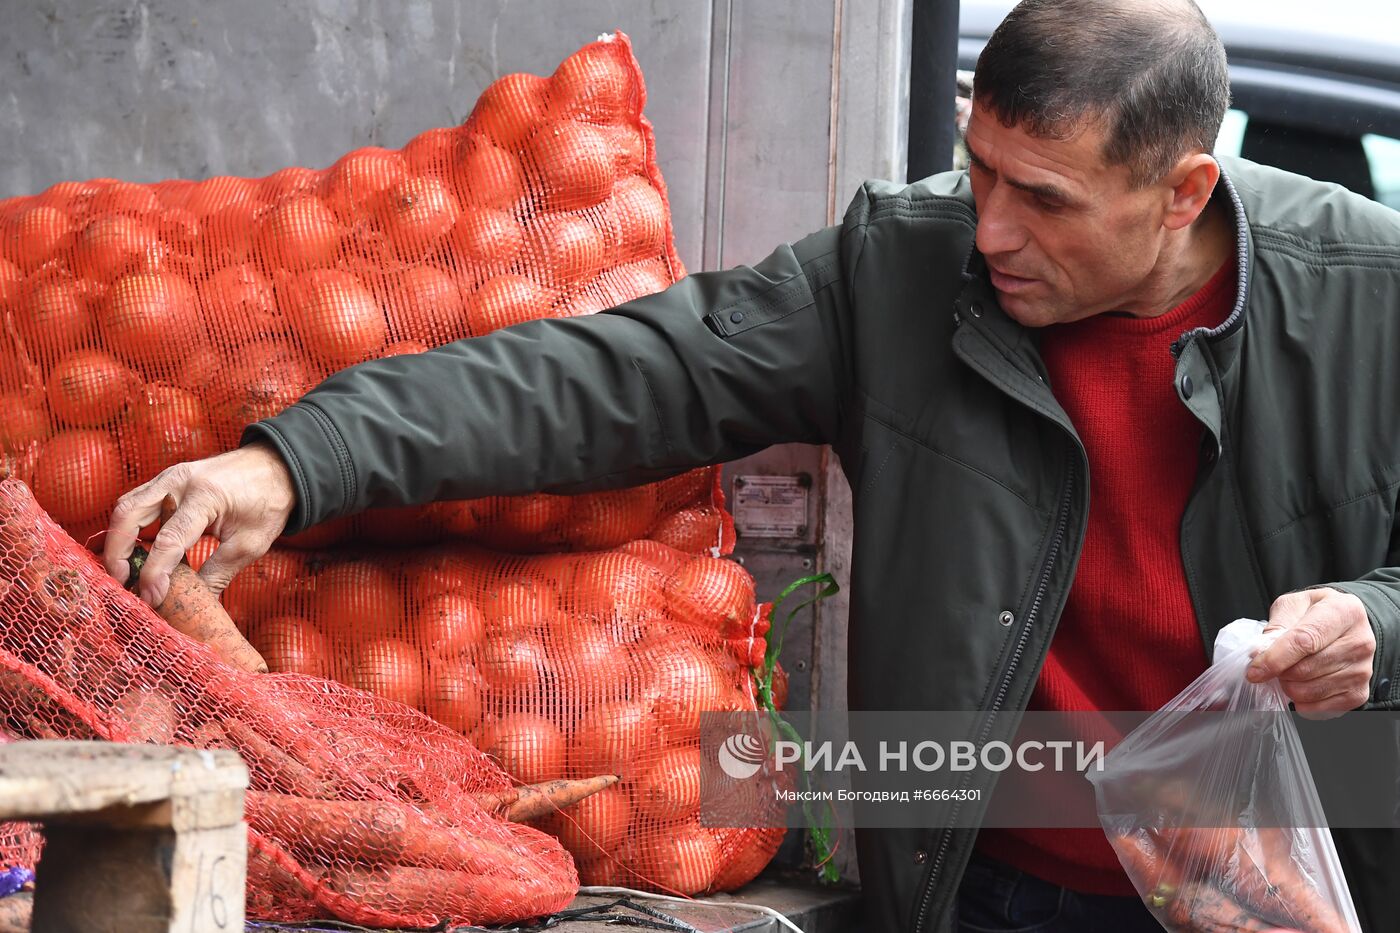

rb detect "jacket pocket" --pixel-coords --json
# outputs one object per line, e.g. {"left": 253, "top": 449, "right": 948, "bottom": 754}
{"left": 848, "top": 413, "right": 906, "bottom": 498}
{"left": 859, "top": 437, "right": 900, "bottom": 497}
{"left": 702, "top": 272, "right": 812, "bottom": 338}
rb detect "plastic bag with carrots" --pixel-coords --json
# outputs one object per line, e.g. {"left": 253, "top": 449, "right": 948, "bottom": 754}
{"left": 1089, "top": 620, "right": 1362, "bottom": 933}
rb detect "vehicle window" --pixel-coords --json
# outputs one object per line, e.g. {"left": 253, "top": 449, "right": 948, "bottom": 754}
{"left": 1362, "top": 134, "right": 1400, "bottom": 212}
{"left": 1217, "top": 109, "right": 1400, "bottom": 212}
{"left": 1215, "top": 109, "right": 1248, "bottom": 159}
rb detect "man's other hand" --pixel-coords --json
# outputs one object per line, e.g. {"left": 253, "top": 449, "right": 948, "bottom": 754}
{"left": 1247, "top": 587, "right": 1376, "bottom": 718}
{"left": 103, "top": 442, "right": 295, "bottom": 607}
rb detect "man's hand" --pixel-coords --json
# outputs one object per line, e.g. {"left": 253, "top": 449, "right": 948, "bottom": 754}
{"left": 1246, "top": 587, "right": 1376, "bottom": 718}
{"left": 103, "top": 442, "right": 295, "bottom": 607}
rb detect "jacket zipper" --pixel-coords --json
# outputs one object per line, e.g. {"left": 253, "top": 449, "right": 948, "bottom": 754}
{"left": 911, "top": 456, "right": 1079, "bottom": 933}
{"left": 1170, "top": 164, "right": 1251, "bottom": 361}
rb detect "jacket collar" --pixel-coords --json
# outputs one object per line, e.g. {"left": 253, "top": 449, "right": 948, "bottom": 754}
{"left": 1171, "top": 160, "right": 1253, "bottom": 361}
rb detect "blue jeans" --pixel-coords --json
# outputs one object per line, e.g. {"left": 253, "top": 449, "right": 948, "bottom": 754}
{"left": 954, "top": 851, "right": 1165, "bottom": 932}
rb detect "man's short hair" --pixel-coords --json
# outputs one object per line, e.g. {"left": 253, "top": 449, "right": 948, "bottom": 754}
{"left": 973, "top": 0, "right": 1231, "bottom": 187}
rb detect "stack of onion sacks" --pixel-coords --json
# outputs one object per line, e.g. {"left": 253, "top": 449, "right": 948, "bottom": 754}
{"left": 0, "top": 30, "right": 786, "bottom": 895}
{"left": 0, "top": 33, "right": 729, "bottom": 557}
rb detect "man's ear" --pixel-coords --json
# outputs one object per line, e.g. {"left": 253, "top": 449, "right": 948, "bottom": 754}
{"left": 1162, "top": 153, "right": 1220, "bottom": 231}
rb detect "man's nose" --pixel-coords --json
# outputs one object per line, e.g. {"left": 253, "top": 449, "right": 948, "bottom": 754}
{"left": 974, "top": 188, "right": 1027, "bottom": 258}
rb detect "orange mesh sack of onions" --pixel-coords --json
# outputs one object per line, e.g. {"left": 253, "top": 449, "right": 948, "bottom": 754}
{"left": 0, "top": 31, "right": 733, "bottom": 557}
{"left": 0, "top": 478, "right": 578, "bottom": 927}
{"left": 184, "top": 533, "right": 790, "bottom": 896}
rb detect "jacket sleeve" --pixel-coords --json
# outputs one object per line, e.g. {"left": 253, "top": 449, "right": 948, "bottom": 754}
{"left": 1321, "top": 491, "right": 1400, "bottom": 708}
{"left": 1329, "top": 560, "right": 1400, "bottom": 711}
{"left": 242, "top": 227, "right": 853, "bottom": 534}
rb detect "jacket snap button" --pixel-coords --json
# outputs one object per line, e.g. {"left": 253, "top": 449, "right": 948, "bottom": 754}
{"left": 998, "top": 610, "right": 1014, "bottom": 627}
{"left": 1380, "top": 677, "right": 1392, "bottom": 696}
{"left": 1180, "top": 374, "right": 1194, "bottom": 399}
{"left": 970, "top": 301, "right": 983, "bottom": 318}
{"left": 913, "top": 849, "right": 929, "bottom": 865}
{"left": 729, "top": 310, "right": 745, "bottom": 324}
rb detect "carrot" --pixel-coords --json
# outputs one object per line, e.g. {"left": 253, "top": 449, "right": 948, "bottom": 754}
{"left": 286, "top": 722, "right": 407, "bottom": 798}
{"left": 1113, "top": 827, "right": 1186, "bottom": 907}
{"left": 328, "top": 865, "right": 569, "bottom": 926}
{"left": 1153, "top": 825, "right": 1350, "bottom": 933}
{"left": 1163, "top": 881, "right": 1278, "bottom": 932}
{"left": 222, "top": 719, "right": 334, "bottom": 799}
{"left": 1225, "top": 828, "right": 1351, "bottom": 933}
{"left": 1116, "top": 826, "right": 1349, "bottom": 933}
{"left": 187, "top": 720, "right": 229, "bottom": 748}
{"left": 0, "top": 667, "right": 97, "bottom": 741}
{"left": 245, "top": 839, "right": 329, "bottom": 921}
{"left": 126, "top": 545, "right": 268, "bottom": 673}
{"left": 473, "top": 774, "right": 619, "bottom": 822}
{"left": 113, "top": 688, "right": 178, "bottom": 744}
{"left": 245, "top": 791, "right": 524, "bottom": 873}
{"left": 5, "top": 558, "right": 88, "bottom": 636}
{"left": 1114, "top": 830, "right": 1253, "bottom": 931}
{"left": 33, "top": 566, "right": 89, "bottom": 628}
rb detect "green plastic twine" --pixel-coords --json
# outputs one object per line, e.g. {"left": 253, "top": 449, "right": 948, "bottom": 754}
{"left": 752, "top": 572, "right": 841, "bottom": 884}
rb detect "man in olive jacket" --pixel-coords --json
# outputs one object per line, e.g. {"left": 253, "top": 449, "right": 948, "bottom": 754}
{"left": 106, "top": 0, "right": 1400, "bottom": 929}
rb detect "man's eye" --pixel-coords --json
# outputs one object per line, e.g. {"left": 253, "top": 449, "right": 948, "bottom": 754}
{"left": 1034, "top": 196, "right": 1063, "bottom": 213}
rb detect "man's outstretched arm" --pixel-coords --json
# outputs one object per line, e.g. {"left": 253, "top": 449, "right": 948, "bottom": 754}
{"left": 104, "top": 227, "right": 853, "bottom": 603}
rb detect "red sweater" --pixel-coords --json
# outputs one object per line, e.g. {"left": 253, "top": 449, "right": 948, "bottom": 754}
{"left": 976, "top": 258, "right": 1235, "bottom": 895}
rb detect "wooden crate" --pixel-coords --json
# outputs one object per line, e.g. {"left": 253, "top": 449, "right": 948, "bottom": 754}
{"left": 0, "top": 741, "right": 248, "bottom": 933}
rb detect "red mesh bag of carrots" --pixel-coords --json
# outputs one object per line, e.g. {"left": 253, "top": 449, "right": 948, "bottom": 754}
{"left": 0, "top": 32, "right": 733, "bottom": 557}
{"left": 190, "top": 534, "right": 789, "bottom": 895}
{"left": 0, "top": 731, "right": 40, "bottom": 876}
{"left": 0, "top": 478, "right": 579, "bottom": 927}
{"left": 1089, "top": 620, "right": 1362, "bottom": 933}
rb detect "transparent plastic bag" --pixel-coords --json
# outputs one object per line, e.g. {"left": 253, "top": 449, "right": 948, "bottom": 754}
{"left": 1089, "top": 619, "right": 1362, "bottom": 933}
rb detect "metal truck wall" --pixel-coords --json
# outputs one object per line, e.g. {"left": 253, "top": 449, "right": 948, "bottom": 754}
{"left": 0, "top": 0, "right": 915, "bottom": 879}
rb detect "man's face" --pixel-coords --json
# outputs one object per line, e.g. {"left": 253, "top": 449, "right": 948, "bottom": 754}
{"left": 964, "top": 103, "right": 1176, "bottom": 327}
